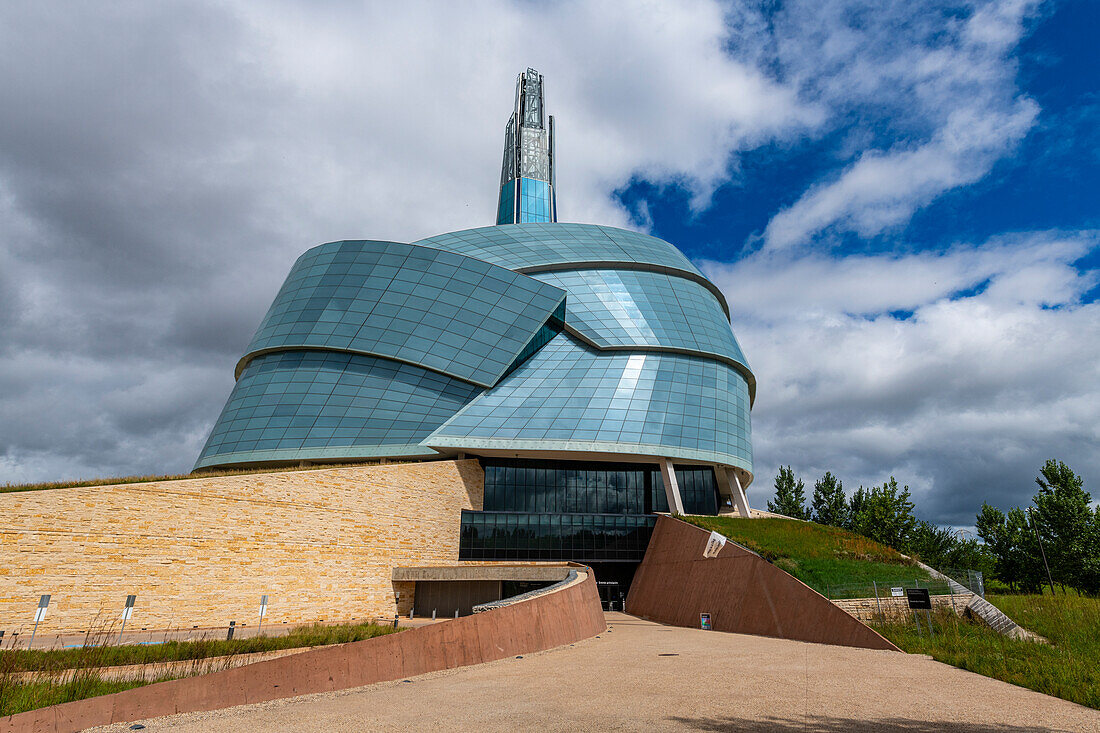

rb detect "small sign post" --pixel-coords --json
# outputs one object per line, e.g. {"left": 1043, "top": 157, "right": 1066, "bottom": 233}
{"left": 890, "top": 587, "right": 904, "bottom": 598}
{"left": 700, "top": 612, "right": 712, "bottom": 630}
{"left": 906, "top": 587, "right": 933, "bottom": 636}
{"left": 118, "top": 595, "right": 136, "bottom": 644}
{"left": 258, "top": 595, "right": 269, "bottom": 635}
{"left": 29, "top": 595, "right": 50, "bottom": 648}
{"left": 702, "top": 531, "right": 726, "bottom": 559}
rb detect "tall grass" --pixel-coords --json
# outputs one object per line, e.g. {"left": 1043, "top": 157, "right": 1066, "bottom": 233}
{"left": 1, "top": 620, "right": 399, "bottom": 673}
{"left": 683, "top": 516, "right": 932, "bottom": 594}
{"left": 873, "top": 594, "right": 1100, "bottom": 710}
{"left": 0, "top": 619, "right": 401, "bottom": 715}
{"left": 0, "top": 676, "right": 162, "bottom": 717}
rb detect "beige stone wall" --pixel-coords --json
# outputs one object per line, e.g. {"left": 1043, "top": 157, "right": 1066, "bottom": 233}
{"left": 833, "top": 592, "right": 976, "bottom": 622}
{"left": 0, "top": 460, "right": 484, "bottom": 636}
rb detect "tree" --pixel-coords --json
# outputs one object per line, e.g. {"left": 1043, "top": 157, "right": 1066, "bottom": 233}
{"left": 1032, "top": 459, "right": 1094, "bottom": 592}
{"left": 975, "top": 503, "right": 1045, "bottom": 593}
{"left": 908, "top": 519, "right": 956, "bottom": 567}
{"left": 810, "top": 471, "right": 848, "bottom": 527}
{"left": 767, "top": 466, "right": 809, "bottom": 519}
{"left": 846, "top": 486, "right": 867, "bottom": 532}
{"left": 848, "top": 477, "right": 916, "bottom": 550}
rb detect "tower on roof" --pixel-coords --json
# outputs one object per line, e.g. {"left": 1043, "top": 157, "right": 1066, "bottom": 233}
{"left": 496, "top": 68, "right": 556, "bottom": 225}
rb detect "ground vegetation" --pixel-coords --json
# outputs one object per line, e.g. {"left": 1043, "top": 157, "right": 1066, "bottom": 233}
{"left": 0, "top": 620, "right": 400, "bottom": 716}
{"left": 873, "top": 592, "right": 1100, "bottom": 710}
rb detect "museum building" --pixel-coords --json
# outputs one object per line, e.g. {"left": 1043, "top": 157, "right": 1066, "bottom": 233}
{"left": 194, "top": 69, "right": 757, "bottom": 607}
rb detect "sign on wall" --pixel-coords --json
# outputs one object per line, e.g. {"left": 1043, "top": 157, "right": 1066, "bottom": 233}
{"left": 906, "top": 588, "right": 932, "bottom": 611}
{"left": 34, "top": 595, "right": 50, "bottom": 623}
{"left": 702, "top": 531, "right": 726, "bottom": 558}
{"left": 122, "top": 594, "right": 136, "bottom": 620}
{"left": 890, "top": 587, "right": 904, "bottom": 597}
{"left": 700, "top": 612, "right": 712, "bottom": 630}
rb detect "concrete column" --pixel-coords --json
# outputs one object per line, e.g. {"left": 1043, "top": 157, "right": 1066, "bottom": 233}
{"left": 719, "top": 466, "right": 752, "bottom": 519}
{"left": 659, "top": 458, "right": 685, "bottom": 515}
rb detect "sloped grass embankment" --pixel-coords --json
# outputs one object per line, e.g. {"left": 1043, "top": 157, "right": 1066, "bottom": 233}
{"left": 682, "top": 515, "right": 932, "bottom": 595}
{"left": 872, "top": 593, "right": 1100, "bottom": 710}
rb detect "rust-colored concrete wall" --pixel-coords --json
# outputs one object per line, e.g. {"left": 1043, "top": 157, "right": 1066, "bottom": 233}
{"left": 0, "top": 461, "right": 483, "bottom": 634}
{"left": 0, "top": 568, "right": 605, "bottom": 733}
{"left": 626, "top": 517, "right": 899, "bottom": 651}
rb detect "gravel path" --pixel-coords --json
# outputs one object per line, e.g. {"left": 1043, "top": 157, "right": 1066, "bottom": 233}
{"left": 92, "top": 613, "right": 1099, "bottom": 732}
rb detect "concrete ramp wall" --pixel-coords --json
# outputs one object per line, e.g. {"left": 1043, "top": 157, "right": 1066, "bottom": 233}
{"left": 1, "top": 568, "right": 605, "bottom": 733}
{"left": 626, "top": 517, "right": 899, "bottom": 651}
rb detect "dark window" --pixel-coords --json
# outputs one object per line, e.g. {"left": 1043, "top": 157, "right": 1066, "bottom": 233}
{"left": 480, "top": 458, "right": 720, "bottom": 517}
{"left": 459, "top": 511, "right": 656, "bottom": 562}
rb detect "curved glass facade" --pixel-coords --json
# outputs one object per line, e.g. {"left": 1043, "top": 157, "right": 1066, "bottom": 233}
{"left": 195, "top": 351, "right": 482, "bottom": 470}
{"left": 415, "top": 223, "right": 705, "bottom": 279}
{"left": 239, "top": 240, "right": 566, "bottom": 387}
{"left": 195, "top": 222, "right": 755, "bottom": 485}
{"left": 426, "top": 332, "right": 751, "bottom": 471}
{"left": 529, "top": 269, "right": 748, "bottom": 368}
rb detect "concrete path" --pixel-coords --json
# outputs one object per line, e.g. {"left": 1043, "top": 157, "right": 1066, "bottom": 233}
{"left": 91, "top": 613, "right": 1098, "bottom": 732}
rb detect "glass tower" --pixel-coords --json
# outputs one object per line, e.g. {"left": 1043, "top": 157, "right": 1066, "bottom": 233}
{"left": 496, "top": 68, "right": 556, "bottom": 225}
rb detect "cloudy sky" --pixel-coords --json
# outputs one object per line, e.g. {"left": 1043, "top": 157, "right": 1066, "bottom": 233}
{"left": 0, "top": 1, "right": 1096, "bottom": 525}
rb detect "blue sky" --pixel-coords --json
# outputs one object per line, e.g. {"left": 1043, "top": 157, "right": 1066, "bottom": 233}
{"left": 627, "top": 0, "right": 1097, "bottom": 260}
{"left": 0, "top": 0, "right": 1096, "bottom": 526}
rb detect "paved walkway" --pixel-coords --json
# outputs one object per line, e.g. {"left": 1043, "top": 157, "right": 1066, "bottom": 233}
{"left": 93, "top": 613, "right": 1098, "bottom": 732}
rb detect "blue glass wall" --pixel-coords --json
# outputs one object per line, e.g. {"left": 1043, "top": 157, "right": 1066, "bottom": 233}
{"left": 426, "top": 332, "right": 752, "bottom": 473}
{"left": 415, "top": 224, "right": 705, "bottom": 279}
{"left": 518, "top": 178, "right": 552, "bottom": 223}
{"left": 240, "top": 240, "right": 566, "bottom": 387}
{"left": 197, "top": 223, "right": 754, "bottom": 481}
{"left": 195, "top": 351, "right": 482, "bottom": 469}
{"left": 496, "top": 181, "right": 516, "bottom": 226}
{"left": 530, "top": 269, "right": 749, "bottom": 369}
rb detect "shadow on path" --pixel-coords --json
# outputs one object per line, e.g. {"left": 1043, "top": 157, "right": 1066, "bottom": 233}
{"left": 668, "top": 715, "right": 1069, "bottom": 733}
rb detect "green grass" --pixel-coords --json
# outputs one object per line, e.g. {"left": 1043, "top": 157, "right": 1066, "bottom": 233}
{"left": 0, "top": 674, "right": 169, "bottom": 717}
{"left": 0, "top": 620, "right": 402, "bottom": 716}
{"left": 0, "top": 620, "right": 400, "bottom": 673}
{"left": 682, "top": 515, "right": 932, "bottom": 596}
{"left": 0, "top": 460, "right": 408, "bottom": 494}
{"left": 872, "top": 593, "right": 1100, "bottom": 710}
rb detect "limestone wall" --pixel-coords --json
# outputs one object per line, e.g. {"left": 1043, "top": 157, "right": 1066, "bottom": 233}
{"left": 832, "top": 593, "right": 976, "bottom": 622}
{"left": 0, "top": 460, "right": 484, "bottom": 636}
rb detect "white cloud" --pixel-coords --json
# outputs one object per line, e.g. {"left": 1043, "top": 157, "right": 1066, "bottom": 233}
{"left": 704, "top": 231, "right": 1100, "bottom": 522}
{"left": 0, "top": 0, "right": 816, "bottom": 482}
{"left": 760, "top": 0, "right": 1043, "bottom": 250}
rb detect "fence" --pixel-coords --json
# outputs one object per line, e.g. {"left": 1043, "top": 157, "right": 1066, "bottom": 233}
{"left": 820, "top": 569, "right": 983, "bottom": 622}
{"left": 819, "top": 568, "right": 983, "bottom": 601}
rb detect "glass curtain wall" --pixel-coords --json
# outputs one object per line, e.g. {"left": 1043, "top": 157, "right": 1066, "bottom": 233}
{"left": 459, "top": 459, "right": 722, "bottom": 562}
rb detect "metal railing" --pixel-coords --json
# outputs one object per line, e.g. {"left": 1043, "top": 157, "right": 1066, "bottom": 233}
{"left": 819, "top": 569, "right": 983, "bottom": 602}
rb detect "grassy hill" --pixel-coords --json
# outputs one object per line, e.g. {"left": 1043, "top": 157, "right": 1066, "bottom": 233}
{"left": 874, "top": 592, "right": 1100, "bottom": 710}
{"left": 682, "top": 515, "right": 934, "bottom": 597}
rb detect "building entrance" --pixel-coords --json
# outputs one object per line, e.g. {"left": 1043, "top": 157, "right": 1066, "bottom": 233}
{"left": 587, "top": 562, "right": 639, "bottom": 612}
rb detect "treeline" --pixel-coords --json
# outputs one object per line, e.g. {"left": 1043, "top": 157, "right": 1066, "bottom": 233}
{"left": 976, "top": 460, "right": 1100, "bottom": 595}
{"left": 767, "top": 459, "right": 1099, "bottom": 595}
{"left": 765, "top": 467, "right": 992, "bottom": 573}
